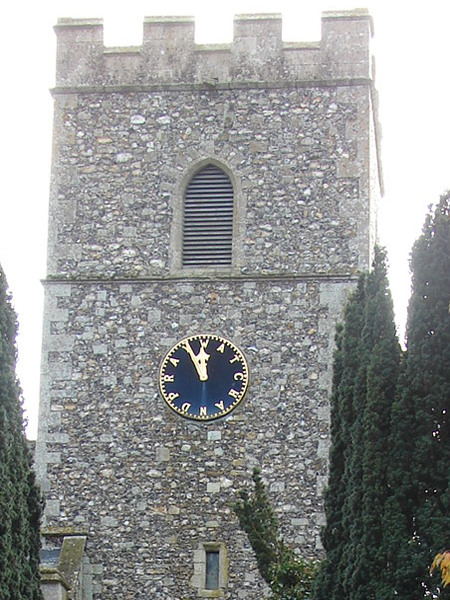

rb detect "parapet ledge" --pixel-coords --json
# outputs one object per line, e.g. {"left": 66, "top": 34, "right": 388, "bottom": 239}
{"left": 55, "top": 17, "right": 102, "bottom": 29}
{"left": 42, "top": 526, "right": 89, "bottom": 537}
{"left": 322, "top": 8, "right": 374, "bottom": 36}
{"left": 323, "top": 8, "right": 370, "bottom": 18}
{"left": 104, "top": 46, "right": 141, "bottom": 55}
{"left": 143, "top": 15, "right": 194, "bottom": 24}
{"left": 234, "top": 13, "right": 281, "bottom": 21}
{"left": 195, "top": 44, "right": 231, "bottom": 53}
{"left": 53, "top": 11, "right": 374, "bottom": 88}
{"left": 284, "top": 42, "right": 320, "bottom": 50}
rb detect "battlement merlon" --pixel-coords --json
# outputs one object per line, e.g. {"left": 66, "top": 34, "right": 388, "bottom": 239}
{"left": 53, "top": 10, "right": 374, "bottom": 89}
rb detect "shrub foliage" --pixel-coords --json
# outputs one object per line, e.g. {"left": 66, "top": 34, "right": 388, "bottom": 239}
{"left": 235, "top": 467, "right": 317, "bottom": 599}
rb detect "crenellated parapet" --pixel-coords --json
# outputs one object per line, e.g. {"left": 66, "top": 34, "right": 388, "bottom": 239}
{"left": 54, "top": 10, "right": 373, "bottom": 89}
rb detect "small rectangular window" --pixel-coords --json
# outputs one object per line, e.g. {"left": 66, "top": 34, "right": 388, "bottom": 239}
{"left": 205, "top": 550, "right": 220, "bottom": 590}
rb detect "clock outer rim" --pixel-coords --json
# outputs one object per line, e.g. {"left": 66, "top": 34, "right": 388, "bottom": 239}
{"left": 158, "top": 333, "right": 250, "bottom": 422}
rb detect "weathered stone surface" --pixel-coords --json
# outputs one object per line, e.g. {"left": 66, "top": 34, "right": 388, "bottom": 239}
{"left": 48, "top": 85, "right": 372, "bottom": 280}
{"left": 36, "top": 9, "right": 381, "bottom": 600}
{"left": 38, "top": 277, "right": 357, "bottom": 598}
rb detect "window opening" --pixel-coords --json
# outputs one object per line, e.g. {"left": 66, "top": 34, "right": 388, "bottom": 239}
{"left": 205, "top": 550, "right": 220, "bottom": 590}
{"left": 182, "top": 164, "right": 234, "bottom": 267}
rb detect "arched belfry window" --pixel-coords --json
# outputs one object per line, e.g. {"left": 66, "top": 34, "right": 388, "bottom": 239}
{"left": 182, "top": 164, "right": 234, "bottom": 267}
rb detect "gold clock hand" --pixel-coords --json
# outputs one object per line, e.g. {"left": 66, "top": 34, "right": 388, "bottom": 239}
{"left": 181, "top": 339, "right": 210, "bottom": 381}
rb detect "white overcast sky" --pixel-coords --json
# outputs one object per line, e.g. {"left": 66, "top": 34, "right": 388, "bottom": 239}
{"left": 0, "top": 0, "right": 449, "bottom": 438}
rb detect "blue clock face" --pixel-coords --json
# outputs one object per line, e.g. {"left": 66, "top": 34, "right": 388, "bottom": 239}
{"left": 159, "top": 334, "right": 249, "bottom": 421}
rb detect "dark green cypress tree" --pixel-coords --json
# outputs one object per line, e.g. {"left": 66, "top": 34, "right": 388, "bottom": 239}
{"left": 0, "top": 264, "right": 43, "bottom": 599}
{"left": 387, "top": 194, "right": 450, "bottom": 598}
{"left": 315, "top": 199, "right": 449, "bottom": 599}
{"left": 348, "top": 248, "right": 402, "bottom": 599}
{"left": 314, "top": 275, "right": 366, "bottom": 600}
{"left": 314, "top": 248, "right": 402, "bottom": 600}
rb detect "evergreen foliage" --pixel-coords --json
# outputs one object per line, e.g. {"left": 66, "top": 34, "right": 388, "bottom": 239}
{"left": 235, "top": 199, "right": 449, "bottom": 598}
{"left": 386, "top": 194, "right": 450, "bottom": 598}
{"left": 313, "top": 275, "right": 365, "bottom": 600}
{"left": 234, "top": 467, "right": 317, "bottom": 599}
{"left": 316, "top": 197, "right": 449, "bottom": 599}
{"left": 313, "top": 247, "right": 402, "bottom": 599}
{"left": 0, "top": 265, "right": 43, "bottom": 599}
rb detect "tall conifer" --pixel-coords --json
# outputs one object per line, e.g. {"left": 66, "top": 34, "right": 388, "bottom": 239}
{"left": 0, "top": 265, "right": 43, "bottom": 599}
{"left": 314, "top": 275, "right": 366, "bottom": 600}
{"left": 387, "top": 194, "right": 449, "bottom": 598}
{"left": 316, "top": 198, "right": 449, "bottom": 599}
{"left": 314, "top": 248, "right": 402, "bottom": 599}
{"left": 348, "top": 248, "right": 402, "bottom": 599}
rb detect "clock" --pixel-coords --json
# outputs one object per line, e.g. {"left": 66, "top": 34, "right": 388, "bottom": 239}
{"left": 159, "top": 334, "right": 249, "bottom": 421}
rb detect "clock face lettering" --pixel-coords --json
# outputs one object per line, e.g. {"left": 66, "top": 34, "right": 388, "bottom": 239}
{"left": 159, "top": 334, "right": 249, "bottom": 421}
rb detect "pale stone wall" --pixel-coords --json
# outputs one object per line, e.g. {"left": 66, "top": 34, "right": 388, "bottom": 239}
{"left": 36, "top": 10, "right": 381, "bottom": 599}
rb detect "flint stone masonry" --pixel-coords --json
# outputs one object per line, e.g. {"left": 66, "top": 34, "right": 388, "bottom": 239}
{"left": 50, "top": 86, "right": 370, "bottom": 279}
{"left": 36, "top": 10, "right": 381, "bottom": 600}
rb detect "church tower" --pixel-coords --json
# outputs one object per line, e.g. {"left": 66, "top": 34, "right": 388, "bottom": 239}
{"left": 35, "top": 10, "right": 381, "bottom": 599}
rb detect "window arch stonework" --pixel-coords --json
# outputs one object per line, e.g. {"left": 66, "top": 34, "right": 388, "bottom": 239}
{"left": 169, "top": 156, "right": 245, "bottom": 276}
{"left": 183, "top": 164, "right": 234, "bottom": 268}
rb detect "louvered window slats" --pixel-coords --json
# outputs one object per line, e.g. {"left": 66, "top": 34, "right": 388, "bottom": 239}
{"left": 183, "top": 165, "right": 234, "bottom": 267}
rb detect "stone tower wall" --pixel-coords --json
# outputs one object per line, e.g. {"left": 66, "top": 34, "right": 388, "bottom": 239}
{"left": 36, "top": 10, "right": 381, "bottom": 599}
